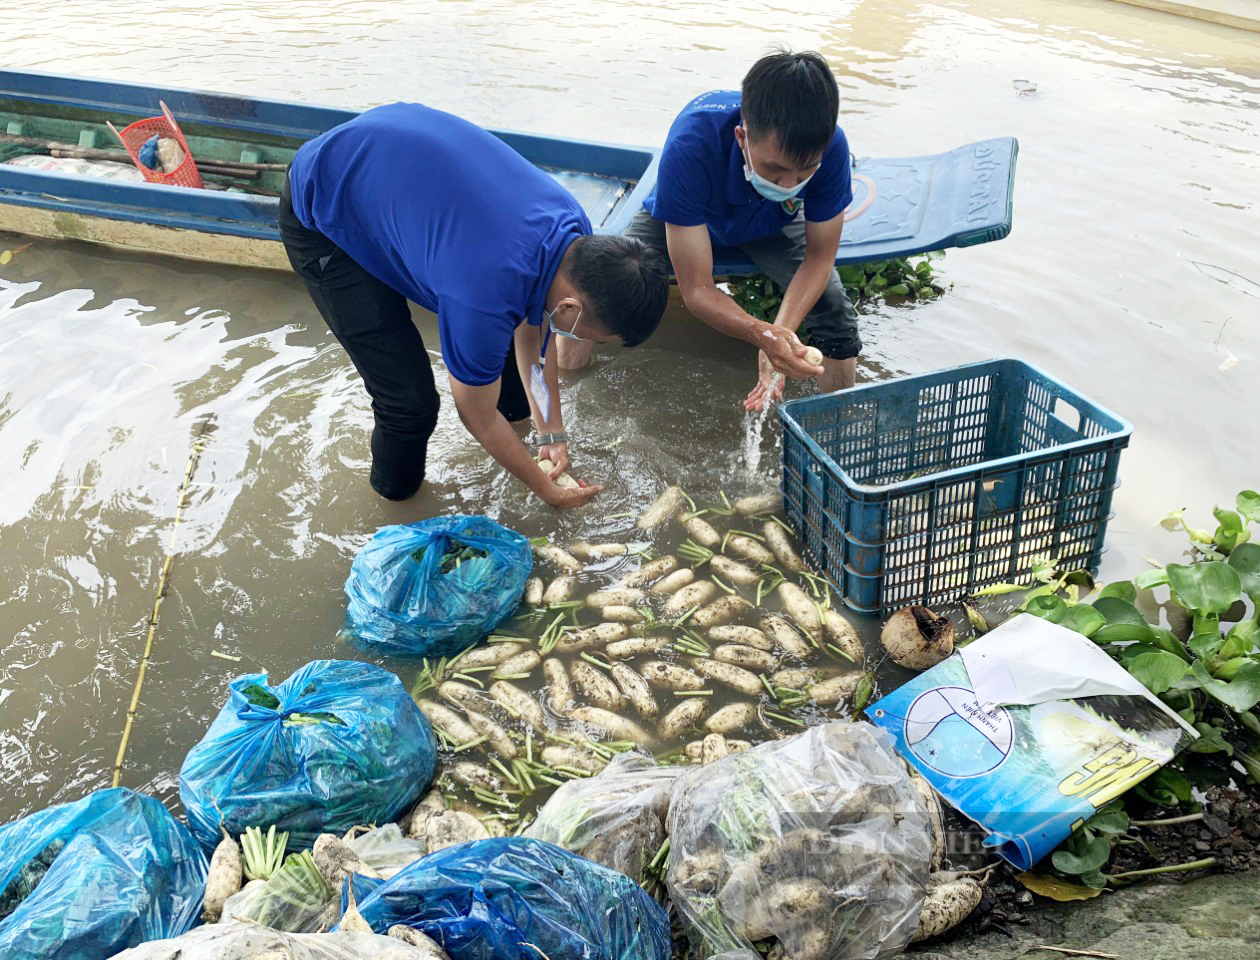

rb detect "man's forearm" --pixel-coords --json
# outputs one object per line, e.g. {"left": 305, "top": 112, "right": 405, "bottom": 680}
{"left": 681, "top": 284, "right": 768, "bottom": 346}
{"left": 773, "top": 255, "right": 834, "bottom": 333}
{"left": 459, "top": 406, "right": 549, "bottom": 494}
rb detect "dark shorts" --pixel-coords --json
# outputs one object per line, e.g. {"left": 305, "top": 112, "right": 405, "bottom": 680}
{"left": 278, "top": 176, "right": 529, "bottom": 501}
{"left": 623, "top": 210, "right": 861, "bottom": 360}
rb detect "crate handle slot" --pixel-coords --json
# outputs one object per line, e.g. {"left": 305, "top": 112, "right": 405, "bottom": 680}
{"left": 1053, "top": 396, "right": 1081, "bottom": 433}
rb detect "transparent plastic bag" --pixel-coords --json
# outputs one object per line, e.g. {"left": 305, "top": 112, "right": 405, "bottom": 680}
{"left": 219, "top": 852, "right": 336, "bottom": 934}
{"left": 347, "top": 824, "right": 426, "bottom": 881}
{"left": 107, "top": 921, "right": 446, "bottom": 959}
{"left": 666, "top": 721, "right": 931, "bottom": 960}
{"left": 525, "top": 753, "right": 681, "bottom": 883}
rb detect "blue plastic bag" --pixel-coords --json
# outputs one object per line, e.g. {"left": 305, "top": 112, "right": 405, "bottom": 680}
{"left": 0, "top": 787, "right": 206, "bottom": 960}
{"left": 344, "top": 515, "right": 532, "bottom": 657}
{"left": 348, "top": 837, "right": 671, "bottom": 960}
{"left": 179, "top": 659, "right": 436, "bottom": 851}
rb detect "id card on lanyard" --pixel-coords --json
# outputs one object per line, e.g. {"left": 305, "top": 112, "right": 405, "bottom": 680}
{"left": 529, "top": 321, "right": 554, "bottom": 423}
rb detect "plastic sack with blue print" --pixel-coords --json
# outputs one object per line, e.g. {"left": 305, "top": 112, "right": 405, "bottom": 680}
{"left": 0, "top": 786, "right": 207, "bottom": 960}
{"left": 343, "top": 515, "right": 532, "bottom": 658}
{"left": 179, "top": 659, "right": 436, "bottom": 852}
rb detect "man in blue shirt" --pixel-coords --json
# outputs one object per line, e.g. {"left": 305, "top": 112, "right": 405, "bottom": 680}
{"left": 279, "top": 102, "right": 669, "bottom": 507}
{"left": 561, "top": 51, "right": 857, "bottom": 410}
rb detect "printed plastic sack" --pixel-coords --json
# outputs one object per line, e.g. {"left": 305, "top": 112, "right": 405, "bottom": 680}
{"left": 349, "top": 836, "right": 672, "bottom": 960}
{"left": 344, "top": 515, "right": 532, "bottom": 657}
{"left": 526, "top": 753, "right": 681, "bottom": 883}
{"left": 667, "top": 722, "right": 931, "bottom": 960}
{"left": 180, "top": 659, "right": 437, "bottom": 851}
{"left": 0, "top": 787, "right": 206, "bottom": 960}
{"left": 108, "top": 922, "right": 447, "bottom": 959}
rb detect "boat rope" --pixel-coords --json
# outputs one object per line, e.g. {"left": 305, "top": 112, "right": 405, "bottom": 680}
{"left": 111, "top": 421, "right": 211, "bottom": 787}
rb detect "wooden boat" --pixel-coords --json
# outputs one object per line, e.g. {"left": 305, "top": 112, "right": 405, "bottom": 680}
{"left": 0, "top": 69, "right": 1018, "bottom": 275}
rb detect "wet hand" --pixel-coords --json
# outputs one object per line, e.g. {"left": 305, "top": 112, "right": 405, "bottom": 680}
{"left": 744, "top": 352, "right": 785, "bottom": 412}
{"left": 538, "top": 442, "right": 570, "bottom": 479}
{"left": 542, "top": 477, "right": 604, "bottom": 508}
{"left": 758, "top": 324, "right": 824, "bottom": 380}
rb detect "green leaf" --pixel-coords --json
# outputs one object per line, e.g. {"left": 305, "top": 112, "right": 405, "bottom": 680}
{"left": 1062, "top": 604, "right": 1106, "bottom": 638}
{"left": 1026, "top": 594, "right": 1068, "bottom": 623}
{"left": 1188, "top": 615, "right": 1224, "bottom": 660}
{"left": 1079, "top": 869, "right": 1109, "bottom": 889}
{"left": 887, "top": 283, "right": 911, "bottom": 296}
{"left": 1092, "top": 622, "right": 1156, "bottom": 645}
{"left": 1237, "top": 490, "right": 1260, "bottom": 523}
{"left": 1126, "top": 651, "right": 1190, "bottom": 694}
{"left": 972, "top": 582, "right": 1031, "bottom": 596}
{"left": 1213, "top": 507, "right": 1249, "bottom": 552}
{"left": 1093, "top": 596, "right": 1148, "bottom": 626}
{"left": 1086, "top": 805, "right": 1130, "bottom": 836}
{"left": 1189, "top": 722, "right": 1234, "bottom": 756}
{"left": 1097, "top": 581, "right": 1138, "bottom": 603}
{"left": 1167, "top": 561, "right": 1242, "bottom": 617}
{"left": 1191, "top": 658, "right": 1260, "bottom": 711}
{"left": 1062, "top": 569, "right": 1097, "bottom": 588}
{"left": 1142, "top": 766, "right": 1194, "bottom": 805}
{"left": 1222, "top": 619, "right": 1258, "bottom": 659}
{"left": 1212, "top": 657, "right": 1254, "bottom": 682}
{"left": 1052, "top": 834, "right": 1112, "bottom": 874}
{"left": 1150, "top": 627, "right": 1191, "bottom": 660}
{"left": 1135, "top": 567, "right": 1170, "bottom": 591}
{"left": 1227, "top": 543, "right": 1260, "bottom": 602}
{"left": 241, "top": 683, "right": 281, "bottom": 710}
{"left": 1239, "top": 710, "right": 1260, "bottom": 737}
{"left": 1015, "top": 871, "right": 1104, "bottom": 901}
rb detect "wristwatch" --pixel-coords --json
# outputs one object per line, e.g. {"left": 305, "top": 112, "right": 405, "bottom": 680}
{"left": 536, "top": 432, "right": 568, "bottom": 446}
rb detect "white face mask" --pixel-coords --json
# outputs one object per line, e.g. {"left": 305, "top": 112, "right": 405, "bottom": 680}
{"left": 741, "top": 142, "right": 815, "bottom": 203}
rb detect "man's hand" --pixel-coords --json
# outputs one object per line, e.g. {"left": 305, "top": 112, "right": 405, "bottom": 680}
{"left": 744, "top": 351, "right": 785, "bottom": 412}
{"left": 758, "top": 324, "right": 825, "bottom": 379}
{"left": 538, "top": 442, "right": 570, "bottom": 479}
{"left": 540, "top": 477, "right": 603, "bottom": 508}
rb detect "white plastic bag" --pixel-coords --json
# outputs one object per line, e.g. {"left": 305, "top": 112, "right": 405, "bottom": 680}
{"left": 666, "top": 721, "right": 932, "bottom": 960}
{"left": 525, "top": 753, "right": 681, "bottom": 883}
{"left": 347, "top": 823, "right": 427, "bottom": 880}
{"left": 106, "top": 922, "right": 442, "bottom": 959}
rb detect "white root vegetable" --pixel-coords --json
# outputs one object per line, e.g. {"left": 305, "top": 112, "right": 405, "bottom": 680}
{"left": 605, "top": 634, "right": 671, "bottom": 658}
{"left": 426, "top": 810, "right": 490, "bottom": 853}
{"left": 438, "top": 680, "right": 488, "bottom": 711}
{"left": 389, "top": 924, "right": 452, "bottom": 958}
{"left": 771, "top": 666, "right": 836, "bottom": 689}
{"left": 822, "top": 608, "right": 863, "bottom": 664}
{"left": 201, "top": 829, "right": 242, "bottom": 922}
{"left": 639, "top": 661, "right": 706, "bottom": 691}
{"left": 710, "top": 555, "right": 761, "bottom": 586}
{"left": 463, "top": 709, "right": 518, "bottom": 758}
{"left": 690, "top": 658, "right": 762, "bottom": 696}
{"left": 761, "top": 614, "right": 814, "bottom": 659}
{"left": 734, "top": 878, "right": 829, "bottom": 941}
{"left": 713, "top": 643, "right": 777, "bottom": 671}
{"left": 403, "top": 789, "right": 446, "bottom": 840}
{"left": 585, "top": 588, "right": 645, "bottom": 607}
{"left": 622, "top": 554, "right": 679, "bottom": 587}
{"left": 701, "top": 733, "right": 730, "bottom": 764}
{"left": 691, "top": 594, "right": 755, "bottom": 628}
{"left": 542, "top": 575, "right": 578, "bottom": 604}
{"left": 637, "top": 485, "right": 685, "bottom": 528}
{"left": 708, "top": 625, "right": 773, "bottom": 651}
{"left": 449, "top": 761, "right": 506, "bottom": 792}
{"left": 537, "top": 458, "right": 579, "bottom": 489}
{"left": 490, "top": 680, "right": 547, "bottom": 731}
{"left": 664, "top": 580, "right": 717, "bottom": 617}
{"left": 493, "top": 650, "right": 542, "bottom": 678}
{"left": 734, "top": 492, "right": 782, "bottom": 515}
{"left": 533, "top": 542, "right": 584, "bottom": 573}
{"left": 704, "top": 702, "right": 757, "bottom": 735}
{"left": 555, "top": 622, "right": 629, "bottom": 653}
{"left": 726, "top": 534, "right": 775, "bottom": 566}
{"left": 777, "top": 582, "right": 823, "bottom": 644}
{"left": 682, "top": 515, "right": 721, "bottom": 547}
{"left": 542, "top": 658, "right": 575, "bottom": 714}
{"left": 571, "top": 660, "right": 624, "bottom": 710}
{"left": 763, "top": 520, "right": 806, "bottom": 573}
{"left": 601, "top": 604, "right": 644, "bottom": 623}
{"left": 454, "top": 643, "right": 523, "bottom": 668}
{"left": 569, "top": 706, "right": 654, "bottom": 744}
{"left": 881, "top": 606, "right": 955, "bottom": 670}
{"left": 650, "top": 568, "right": 696, "bottom": 595}
{"left": 912, "top": 773, "right": 946, "bottom": 871}
{"left": 912, "top": 875, "right": 983, "bottom": 941}
{"left": 587, "top": 542, "right": 629, "bottom": 558}
{"left": 659, "top": 698, "right": 709, "bottom": 740}
{"left": 417, "top": 701, "right": 479, "bottom": 745}
{"left": 611, "top": 663, "right": 659, "bottom": 719}
{"left": 541, "top": 744, "right": 606, "bottom": 775}
{"left": 312, "top": 833, "right": 379, "bottom": 888}
{"left": 523, "top": 577, "right": 544, "bottom": 606}
{"left": 802, "top": 346, "right": 824, "bottom": 366}
{"left": 685, "top": 737, "right": 752, "bottom": 760}
{"left": 339, "top": 872, "right": 374, "bottom": 934}
{"left": 807, "top": 673, "right": 861, "bottom": 705}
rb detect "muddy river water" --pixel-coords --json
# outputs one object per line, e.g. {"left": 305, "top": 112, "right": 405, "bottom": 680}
{"left": 0, "top": 0, "right": 1257, "bottom": 826}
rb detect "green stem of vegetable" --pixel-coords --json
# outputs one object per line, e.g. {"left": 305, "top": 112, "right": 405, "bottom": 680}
{"left": 1129, "top": 812, "right": 1205, "bottom": 827}
{"left": 1106, "top": 857, "right": 1216, "bottom": 880}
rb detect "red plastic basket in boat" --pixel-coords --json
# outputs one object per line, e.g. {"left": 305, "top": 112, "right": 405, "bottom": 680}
{"left": 107, "top": 101, "right": 204, "bottom": 188}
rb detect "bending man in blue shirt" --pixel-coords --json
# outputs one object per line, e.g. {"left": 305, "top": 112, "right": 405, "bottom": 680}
{"left": 279, "top": 102, "right": 669, "bottom": 507}
{"left": 561, "top": 51, "right": 857, "bottom": 410}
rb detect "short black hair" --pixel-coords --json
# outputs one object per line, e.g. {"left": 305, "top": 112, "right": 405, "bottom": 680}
{"left": 741, "top": 49, "right": 839, "bottom": 167}
{"left": 568, "top": 235, "right": 669, "bottom": 348}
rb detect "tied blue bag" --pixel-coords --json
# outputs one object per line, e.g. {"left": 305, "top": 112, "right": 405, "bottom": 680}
{"left": 347, "top": 837, "right": 671, "bottom": 960}
{"left": 179, "top": 659, "right": 436, "bottom": 850}
{"left": 0, "top": 787, "right": 206, "bottom": 960}
{"left": 344, "top": 515, "right": 532, "bottom": 658}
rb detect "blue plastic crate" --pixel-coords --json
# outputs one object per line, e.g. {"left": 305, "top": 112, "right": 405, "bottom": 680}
{"left": 779, "top": 359, "right": 1133, "bottom": 617}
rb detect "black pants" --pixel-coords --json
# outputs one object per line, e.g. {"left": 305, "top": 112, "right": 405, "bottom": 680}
{"left": 278, "top": 178, "right": 530, "bottom": 500}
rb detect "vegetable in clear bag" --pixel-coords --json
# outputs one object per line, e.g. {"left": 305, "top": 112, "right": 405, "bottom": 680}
{"left": 107, "top": 922, "right": 448, "bottom": 959}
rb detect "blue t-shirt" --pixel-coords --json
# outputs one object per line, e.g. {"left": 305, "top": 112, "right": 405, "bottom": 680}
{"left": 288, "top": 102, "right": 591, "bottom": 386}
{"left": 644, "top": 90, "right": 852, "bottom": 248}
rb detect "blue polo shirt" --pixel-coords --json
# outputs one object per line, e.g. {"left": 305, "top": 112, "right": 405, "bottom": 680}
{"left": 644, "top": 90, "right": 852, "bottom": 247}
{"left": 288, "top": 102, "right": 591, "bottom": 386}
